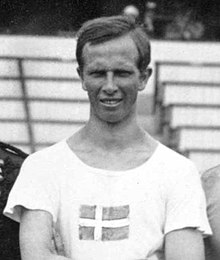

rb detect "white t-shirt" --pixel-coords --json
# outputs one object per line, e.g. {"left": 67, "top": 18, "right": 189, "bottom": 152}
{"left": 4, "top": 140, "right": 211, "bottom": 260}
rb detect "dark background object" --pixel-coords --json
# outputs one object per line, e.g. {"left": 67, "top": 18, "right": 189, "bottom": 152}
{"left": 0, "top": 0, "right": 219, "bottom": 40}
{"left": 0, "top": 142, "right": 28, "bottom": 260}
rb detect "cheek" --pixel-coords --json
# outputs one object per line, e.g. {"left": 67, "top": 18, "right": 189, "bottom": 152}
{"left": 84, "top": 83, "right": 100, "bottom": 102}
{"left": 84, "top": 78, "right": 104, "bottom": 90}
{"left": 123, "top": 83, "right": 139, "bottom": 103}
{"left": 87, "top": 89, "right": 98, "bottom": 102}
{"left": 116, "top": 74, "right": 141, "bottom": 85}
{"left": 120, "top": 80, "right": 140, "bottom": 94}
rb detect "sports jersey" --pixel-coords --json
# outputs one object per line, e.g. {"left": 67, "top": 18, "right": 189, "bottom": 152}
{"left": 4, "top": 140, "right": 211, "bottom": 260}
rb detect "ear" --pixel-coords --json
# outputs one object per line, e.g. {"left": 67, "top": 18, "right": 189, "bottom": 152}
{"left": 77, "top": 67, "right": 87, "bottom": 91}
{"left": 138, "top": 68, "right": 152, "bottom": 91}
{"left": 77, "top": 67, "right": 82, "bottom": 79}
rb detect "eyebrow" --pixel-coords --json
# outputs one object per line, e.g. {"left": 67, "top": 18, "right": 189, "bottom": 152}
{"left": 86, "top": 62, "right": 135, "bottom": 72}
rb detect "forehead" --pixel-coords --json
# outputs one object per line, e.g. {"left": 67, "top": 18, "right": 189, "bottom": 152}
{"left": 82, "top": 35, "right": 139, "bottom": 69}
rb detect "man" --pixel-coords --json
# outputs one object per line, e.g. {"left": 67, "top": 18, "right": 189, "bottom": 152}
{"left": 202, "top": 164, "right": 220, "bottom": 260}
{"left": 4, "top": 15, "right": 211, "bottom": 260}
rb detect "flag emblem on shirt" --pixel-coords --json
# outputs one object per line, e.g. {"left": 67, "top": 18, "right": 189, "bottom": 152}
{"left": 79, "top": 204, "right": 130, "bottom": 241}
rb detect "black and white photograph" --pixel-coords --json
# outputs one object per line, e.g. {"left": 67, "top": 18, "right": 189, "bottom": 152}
{"left": 0, "top": 1, "right": 220, "bottom": 259}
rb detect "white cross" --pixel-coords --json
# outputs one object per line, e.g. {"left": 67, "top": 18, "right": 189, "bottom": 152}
{"left": 79, "top": 205, "right": 129, "bottom": 241}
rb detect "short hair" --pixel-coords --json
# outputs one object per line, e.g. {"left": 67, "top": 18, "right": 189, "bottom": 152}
{"left": 76, "top": 15, "right": 151, "bottom": 73}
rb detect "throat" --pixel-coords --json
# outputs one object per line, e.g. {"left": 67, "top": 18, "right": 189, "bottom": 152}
{"left": 67, "top": 129, "right": 158, "bottom": 171}
{"left": 76, "top": 146, "right": 156, "bottom": 171}
{"left": 84, "top": 116, "right": 143, "bottom": 150}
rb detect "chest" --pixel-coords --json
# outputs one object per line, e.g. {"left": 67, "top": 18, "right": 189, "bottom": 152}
{"left": 75, "top": 149, "right": 153, "bottom": 171}
{"left": 58, "top": 172, "right": 165, "bottom": 260}
{"left": 59, "top": 167, "right": 165, "bottom": 223}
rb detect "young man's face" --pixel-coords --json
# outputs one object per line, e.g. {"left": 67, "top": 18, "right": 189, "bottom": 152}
{"left": 79, "top": 35, "right": 150, "bottom": 123}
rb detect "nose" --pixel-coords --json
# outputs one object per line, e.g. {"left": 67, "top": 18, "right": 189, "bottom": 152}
{"left": 102, "top": 72, "right": 118, "bottom": 94}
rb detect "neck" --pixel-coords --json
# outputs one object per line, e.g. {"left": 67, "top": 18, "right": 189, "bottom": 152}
{"left": 82, "top": 111, "right": 145, "bottom": 151}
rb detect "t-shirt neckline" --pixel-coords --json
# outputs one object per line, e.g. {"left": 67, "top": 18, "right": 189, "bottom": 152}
{"left": 63, "top": 139, "right": 160, "bottom": 176}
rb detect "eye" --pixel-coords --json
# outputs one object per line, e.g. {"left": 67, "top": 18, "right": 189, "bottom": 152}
{"left": 115, "top": 70, "right": 132, "bottom": 77}
{"left": 89, "top": 70, "right": 105, "bottom": 77}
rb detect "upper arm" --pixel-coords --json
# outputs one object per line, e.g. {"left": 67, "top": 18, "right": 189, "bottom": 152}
{"left": 19, "top": 207, "right": 54, "bottom": 260}
{"left": 165, "top": 228, "right": 205, "bottom": 260}
{"left": 208, "top": 213, "right": 220, "bottom": 258}
{"left": 202, "top": 168, "right": 220, "bottom": 258}
{"left": 206, "top": 188, "right": 220, "bottom": 259}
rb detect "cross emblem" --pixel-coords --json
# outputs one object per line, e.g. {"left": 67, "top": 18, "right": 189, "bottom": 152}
{"left": 79, "top": 204, "right": 130, "bottom": 241}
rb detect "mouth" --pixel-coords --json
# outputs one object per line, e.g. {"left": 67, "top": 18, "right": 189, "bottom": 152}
{"left": 100, "top": 98, "right": 122, "bottom": 105}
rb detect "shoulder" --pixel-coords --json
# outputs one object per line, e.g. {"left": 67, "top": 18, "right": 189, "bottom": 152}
{"left": 149, "top": 143, "right": 201, "bottom": 198}
{"left": 201, "top": 164, "right": 220, "bottom": 202}
{"left": 155, "top": 143, "right": 198, "bottom": 177}
{"left": 201, "top": 164, "right": 220, "bottom": 188}
{"left": 23, "top": 140, "right": 68, "bottom": 167}
{"left": 19, "top": 140, "right": 70, "bottom": 180}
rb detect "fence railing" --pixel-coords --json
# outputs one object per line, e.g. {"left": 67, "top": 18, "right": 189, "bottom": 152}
{"left": 0, "top": 56, "right": 88, "bottom": 153}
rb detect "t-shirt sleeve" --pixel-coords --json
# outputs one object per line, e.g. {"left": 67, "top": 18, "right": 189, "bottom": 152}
{"left": 164, "top": 161, "right": 212, "bottom": 237}
{"left": 3, "top": 153, "right": 59, "bottom": 223}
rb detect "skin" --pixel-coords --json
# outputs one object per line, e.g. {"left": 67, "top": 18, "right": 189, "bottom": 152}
{"left": 20, "top": 35, "right": 205, "bottom": 260}
{"left": 20, "top": 208, "right": 68, "bottom": 260}
{"left": 202, "top": 166, "right": 220, "bottom": 260}
{"left": 71, "top": 34, "right": 156, "bottom": 171}
{"left": 79, "top": 35, "right": 148, "bottom": 124}
{"left": 165, "top": 228, "right": 205, "bottom": 260}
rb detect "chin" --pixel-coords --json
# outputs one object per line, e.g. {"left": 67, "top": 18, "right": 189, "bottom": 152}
{"left": 99, "top": 113, "right": 130, "bottom": 124}
{"left": 102, "top": 117, "right": 121, "bottom": 124}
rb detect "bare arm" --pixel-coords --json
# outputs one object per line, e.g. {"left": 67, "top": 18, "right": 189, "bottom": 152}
{"left": 19, "top": 208, "right": 71, "bottom": 260}
{"left": 207, "top": 210, "right": 220, "bottom": 259}
{"left": 165, "top": 228, "right": 205, "bottom": 260}
{"left": 202, "top": 167, "right": 220, "bottom": 260}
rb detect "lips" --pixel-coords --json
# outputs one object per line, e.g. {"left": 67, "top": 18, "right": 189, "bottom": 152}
{"left": 100, "top": 98, "right": 122, "bottom": 105}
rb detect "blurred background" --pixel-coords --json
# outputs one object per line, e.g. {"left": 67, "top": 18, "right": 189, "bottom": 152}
{"left": 0, "top": 0, "right": 220, "bottom": 172}
{"left": 0, "top": 0, "right": 220, "bottom": 40}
